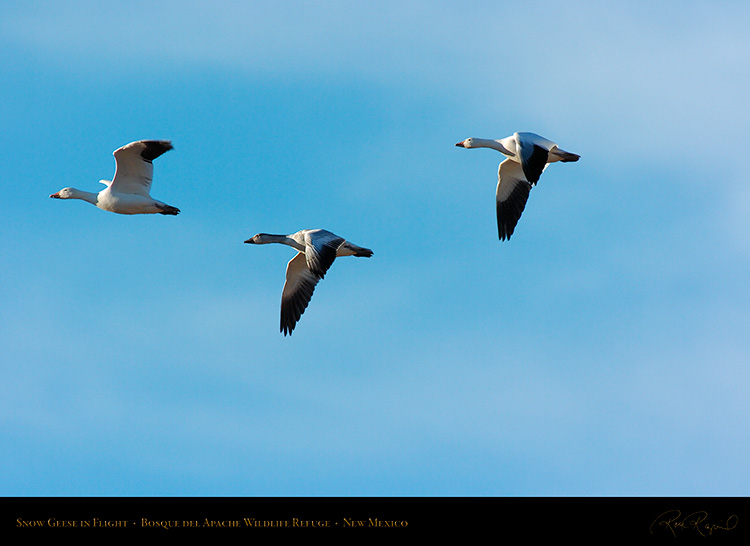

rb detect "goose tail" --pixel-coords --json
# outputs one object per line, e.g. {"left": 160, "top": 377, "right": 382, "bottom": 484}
{"left": 156, "top": 204, "right": 181, "bottom": 215}
{"left": 553, "top": 149, "right": 580, "bottom": 162}
{"left": 351, "top": 245, "right": 374, "bottom": 258}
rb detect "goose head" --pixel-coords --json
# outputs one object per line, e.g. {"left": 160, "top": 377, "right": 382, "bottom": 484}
{"left": 50, "top": 187, "right": 77, "bottom": 199}
{"left": 455, "top": 137, "right": 514, "bottom": 156}
{"left": 244, "top": 233, "right": 268, "bottom": 244}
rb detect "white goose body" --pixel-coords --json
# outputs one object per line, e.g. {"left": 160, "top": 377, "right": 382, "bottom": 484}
{"left": 245, "top": 229, "right": 373, "bottom": 335}
{"left": 50, "top": 140, "right": 180, "bottom": 215}
{"left": 456, "top": 132, "right": 579, "bottom": 240}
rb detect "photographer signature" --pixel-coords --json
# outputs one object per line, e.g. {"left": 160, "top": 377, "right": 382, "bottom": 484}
{"left": 650, "top": 510, "right": 738, "bottom": 537}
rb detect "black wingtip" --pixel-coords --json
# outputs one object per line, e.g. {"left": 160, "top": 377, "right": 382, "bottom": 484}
{"left": 521, "top": 144, "right": 549, "bottom": 184}
{"left": 140, "top": 140, "right": 174, "bottom": 162}
{"left": 496, "top": 180, "right": 531, "bottom": 242}
{"left": 281, "top": 321, "right": 295, "bottom": 336}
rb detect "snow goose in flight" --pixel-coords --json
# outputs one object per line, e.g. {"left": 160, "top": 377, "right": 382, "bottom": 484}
{"left": 244, "top": 229, "right": 373, "bottom": 335}
{"left": 456, "top": 132, "right": 579, "bottom": 240}
{"left": 50, "top": 140, "right": 180, "bottom": 215}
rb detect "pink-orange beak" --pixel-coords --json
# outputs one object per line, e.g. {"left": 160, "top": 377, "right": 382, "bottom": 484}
{"left": 455, "top": 140, "right": 466, "bottom": 147}
{"left": 49, "top": 192, "right": 61, "bottom": 198}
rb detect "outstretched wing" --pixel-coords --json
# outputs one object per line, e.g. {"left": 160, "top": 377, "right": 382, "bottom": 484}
{"left": 304, "top": 229, "right": 345, "bottom": 278}
{"left": 496, "top": 158, "right": 532, "bottom": 241}
{"left": 280, "top": 252, "right": 321, "bottom": 335}
{"left": 111, "top": 140, "right": 173, "bottom": 196}
{"left": 516, "top": 133, "right": 551, "bottom": 184}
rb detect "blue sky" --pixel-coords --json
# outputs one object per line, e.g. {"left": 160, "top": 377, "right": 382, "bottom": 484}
{"left": 1, "top": 1, "right": 749, "bottom": 496}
